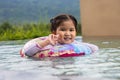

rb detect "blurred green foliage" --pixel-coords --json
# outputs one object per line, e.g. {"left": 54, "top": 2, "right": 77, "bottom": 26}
{"left": 0, "top": 22, "right": 81, "bottom": 41}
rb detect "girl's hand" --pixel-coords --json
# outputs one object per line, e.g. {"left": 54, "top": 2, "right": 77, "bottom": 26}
{"left": 48, "top": 34, "right": 59, "bottom": 45}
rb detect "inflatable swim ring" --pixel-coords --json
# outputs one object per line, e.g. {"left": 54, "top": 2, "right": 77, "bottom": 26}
{"left": 20, "top": 37, "right": 99, "bottom": 58}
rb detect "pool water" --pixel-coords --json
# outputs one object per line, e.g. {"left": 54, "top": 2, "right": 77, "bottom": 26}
{"left": 0, "top": 36, "right": 120, "bottom": 80}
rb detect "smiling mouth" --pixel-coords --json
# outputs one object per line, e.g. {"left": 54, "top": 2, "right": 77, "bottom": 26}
{"left": 64, "top": 37, "right": 72, "bottom": 41}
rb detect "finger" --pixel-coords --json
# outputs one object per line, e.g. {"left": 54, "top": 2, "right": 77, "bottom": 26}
{"left": 53, "top": 34, "right": 59, "bottom": 40}
{"left": 48, "top": 34, "right": 55, "bottom": 45}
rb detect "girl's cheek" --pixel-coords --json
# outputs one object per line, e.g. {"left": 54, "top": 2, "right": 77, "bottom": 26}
{"left": 58, "top": 35, "right": 63, "bottom": 41}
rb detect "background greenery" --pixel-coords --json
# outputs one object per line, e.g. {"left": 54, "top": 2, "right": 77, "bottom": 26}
{"left": 0, "top": 22, "right": 81, "bottom": 41}
{"left": 0, "top": 0, "right": 81, "bottom": 41}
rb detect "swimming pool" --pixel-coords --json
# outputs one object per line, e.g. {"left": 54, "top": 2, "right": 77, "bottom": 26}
{"left": 0, "top": 36, "right": 120, "bottom": 80}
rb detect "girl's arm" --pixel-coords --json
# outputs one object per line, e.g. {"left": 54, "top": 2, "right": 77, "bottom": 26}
{"left": 37, "top": 34, "right": 59, "bottom": 47}
{"left": 82, "top": 42, "right": 99, "bottom": 53}
{"left": 21, "top": 34, "right": 59, "bottom": 57}
{"left": 21, "top": 38, "right": 48, "bottom": 57}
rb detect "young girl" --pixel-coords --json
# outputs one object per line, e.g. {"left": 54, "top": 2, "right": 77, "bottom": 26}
{"left": 20, "top": 14, "right": 99, "bottom": 58}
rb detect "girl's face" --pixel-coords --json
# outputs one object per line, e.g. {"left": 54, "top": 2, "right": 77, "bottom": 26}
{"left": 55, "top": 20, "right": 76, "bottom": 44}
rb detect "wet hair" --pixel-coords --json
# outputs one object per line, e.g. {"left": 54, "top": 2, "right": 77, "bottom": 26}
{"left": 50, "top": 14, "right": 78, "bottom": 32}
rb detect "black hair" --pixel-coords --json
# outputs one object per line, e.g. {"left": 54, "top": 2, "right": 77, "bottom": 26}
{"left": 50, "top": 14, "right": 78, "bottom": 32}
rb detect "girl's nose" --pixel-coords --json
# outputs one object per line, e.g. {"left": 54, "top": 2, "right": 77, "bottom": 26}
{"left": 65, "top": 31, "right": 70, "bottom": 36}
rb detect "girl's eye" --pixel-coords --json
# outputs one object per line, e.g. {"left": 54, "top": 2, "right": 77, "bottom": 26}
{"left": 70, "top": 29, "right": 75, "bottom": 32}
{"left": 60, "top": 28, "right": 66, "bottom": 31}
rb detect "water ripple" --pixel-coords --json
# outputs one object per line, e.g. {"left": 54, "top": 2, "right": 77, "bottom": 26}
{"left": 0, "top": 39, "right": 120, "bottom": 80}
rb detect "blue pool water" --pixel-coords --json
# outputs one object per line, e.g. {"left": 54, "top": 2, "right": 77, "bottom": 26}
{"left": 0, "top": 36, "right": 120, "bottom": 80}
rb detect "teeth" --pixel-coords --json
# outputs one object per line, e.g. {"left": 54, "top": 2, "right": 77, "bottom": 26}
{"left": 64, "top": 38, "right": 71, "bottom": 40}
